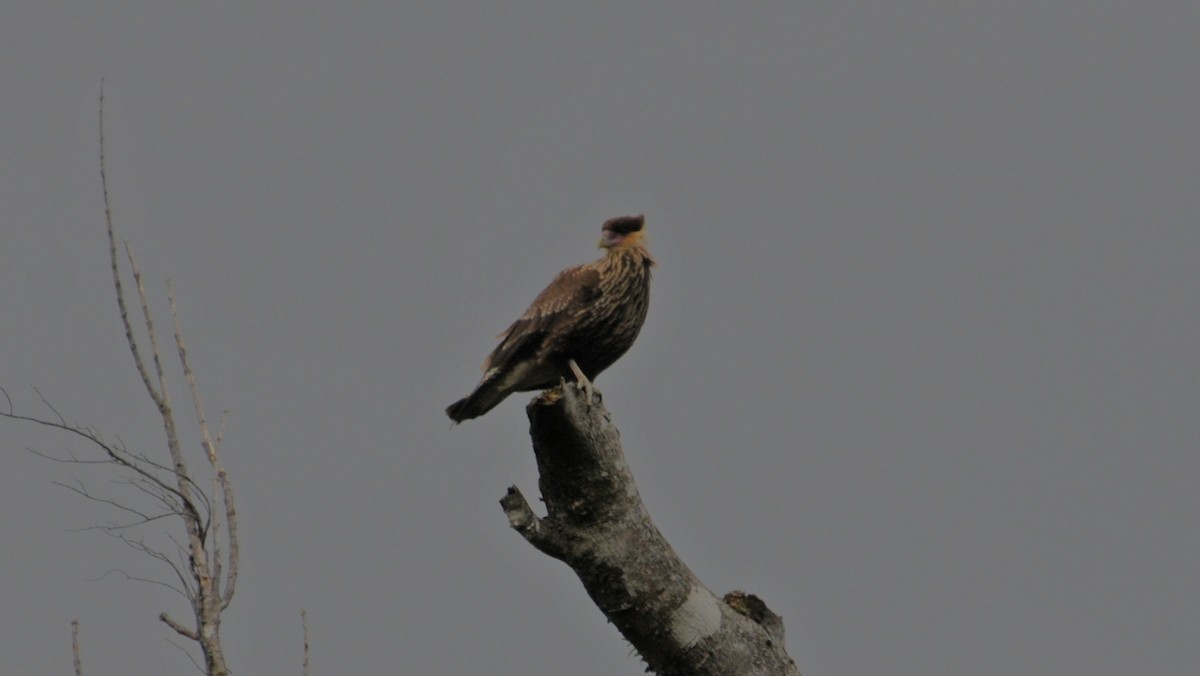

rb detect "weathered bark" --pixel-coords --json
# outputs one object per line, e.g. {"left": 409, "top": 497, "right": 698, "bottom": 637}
{"left": 500, "top": 383, "right": 801, "bottom": 676}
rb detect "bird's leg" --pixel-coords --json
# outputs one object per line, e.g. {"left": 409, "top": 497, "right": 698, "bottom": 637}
{"left": 568, "top": 359, "right": 594, "bottom": 403}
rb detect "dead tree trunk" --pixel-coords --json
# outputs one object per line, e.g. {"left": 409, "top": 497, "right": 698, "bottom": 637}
{"left": 500, "top": 383, "right": 801, "bottom": 676}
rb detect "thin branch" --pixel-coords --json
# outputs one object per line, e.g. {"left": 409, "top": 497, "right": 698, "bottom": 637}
{"left": 33, "top": 385, "right": 70, "bottom": 426}
{"left": 126, "top": 243, "right": 170, "bottom": 412}
{"left": 164, "top": 531, "right": 196, "bottom": 585}
{"left": 71, "top": 620, "right": 83, "bottom": 676}
{"left": 301, "top": 609, "right": 310, "bottom": 676}
{"left": 165, "top": 637, "right": 206, "bottom": 675}
{"left": 112, "top": 433, "right": 210, "bottom": 494}
{"left": 214, "top": 411, "right": 228, "bottom": 453}
{"left": 168, "top": 284, "right": 240, "bottom": 609}
{"left": 116, "top": 475, "right": 185, "bottom": 519}
{"left": 120, "top": 248, "right": 206, "bottom": 563}
{"left": 5, "top": 402, "right": 199, "bottom": 519}
{"left": 168, "top": 281, "right": 208, "bottom": 444}
{"left": 210, "top": 519, "right": 222, "bottom": 601}
{"left": 26, "top": 445, "right": 110, "bottom": 465}
{"left": 101, "top": 87, "right": 162, "bottom": 410}
{"left": 159, "top": 612, "right": 199, "bottom": 641}
{"left": 90, "top": 564, "right": 190, "bottom": 602}
{"left": 53, "top": 478, "right": 161, "bottom": 524}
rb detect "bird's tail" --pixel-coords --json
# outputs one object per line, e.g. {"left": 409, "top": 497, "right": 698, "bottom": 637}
{"left": 445, "top": 382, "right": 508, "bottom": 423}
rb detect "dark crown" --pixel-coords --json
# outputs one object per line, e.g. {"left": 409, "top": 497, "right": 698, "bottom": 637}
{"left": 601, "top": 215, "right": 645, "bottom": 235}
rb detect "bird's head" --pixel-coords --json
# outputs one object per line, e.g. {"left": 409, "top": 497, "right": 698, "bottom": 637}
{"left": 599, "top": 215, "right": 646, "bottom": 249}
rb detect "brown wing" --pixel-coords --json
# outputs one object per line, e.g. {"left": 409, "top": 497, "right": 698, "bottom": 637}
{"left": 482, "top": 263, "right": 602, "bottom": 376}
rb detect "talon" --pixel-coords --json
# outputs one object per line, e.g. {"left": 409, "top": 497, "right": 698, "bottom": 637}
{"left": 568, "top": 359, "right": 594, "bottom": 403}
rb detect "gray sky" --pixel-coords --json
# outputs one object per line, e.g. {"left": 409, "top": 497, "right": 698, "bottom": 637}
{"left": 3, "top": 3, "right": 1198, "bottom": 674}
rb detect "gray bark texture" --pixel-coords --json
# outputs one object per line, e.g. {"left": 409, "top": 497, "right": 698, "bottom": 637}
{"left": 500, "top": 383, "right": 801, "bottom": 676}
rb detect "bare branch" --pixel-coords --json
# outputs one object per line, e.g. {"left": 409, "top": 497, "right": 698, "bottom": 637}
{"left": 168, "top": 284, "right": 240, "bottom": 610}
{"left": 53, "top": 478, "right": 160, "bottom": 524}
{"left": 26, "top": 445, "right": 109, "bottom": 465}
{"left": 168, "top": 281, "right": 207, "bottom": 441}
{"left": 301, "top": 609, "right": 310, "bottom": 676}
{"left": 101, "top": 90, "right": 162, "bottom": 410}
{"left": 117, "top": 247, "right": 207, "bottom": 570}
{"left": 33, "top": 386, "right": 70, "bottom": 427}
{"left": 126, "top": 242, "right": 170, "bottom": 411}
{"left": 166, "top": 638, "right": 206, "bottom": 675}
{"left": 214, "top": 410, "right": 228, "bottom": 453}
{"left": 4, "top": 401, "right": 198, "bottom": 518}
{"left": 111, "top": 245, "right": 231, "bottom": 673}
{"left": 210, "top": 518, "right": 222, "bottom": 601}
{"left": 90, "top": 564, "right": 190, "bottom": 602}
{"left": 71, "top": 620, "right": 83, "bottom": 676}
{"left": 499, "top": 486, "right": 566, "bottom": 559}
{"left": 160, "top": 612, "right": 199, "bottom": 641}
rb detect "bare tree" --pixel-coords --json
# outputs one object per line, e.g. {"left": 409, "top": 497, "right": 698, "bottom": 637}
{"left": 0, "top": 89, "right": 237, "bottom": 676}
{"left": 501, "top": 383, "right": 801, "bottom": 675}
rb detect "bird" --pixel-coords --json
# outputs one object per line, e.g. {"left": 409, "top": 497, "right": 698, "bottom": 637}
{"left": 446, "top": 215, "right": 654, "bottom": 422}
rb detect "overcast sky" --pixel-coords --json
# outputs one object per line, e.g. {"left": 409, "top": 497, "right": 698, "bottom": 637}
{"left": 2, "top": 3, "right": 1198, "bottom": 674}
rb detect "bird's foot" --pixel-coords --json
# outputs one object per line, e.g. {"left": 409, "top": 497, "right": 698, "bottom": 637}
{"left": 568, "top": 359, "right": 596, "bottom": 404}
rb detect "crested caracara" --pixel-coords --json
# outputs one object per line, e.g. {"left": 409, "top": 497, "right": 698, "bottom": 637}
{"left": 446, "top": 215, "right": 654, "bottom": 422}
